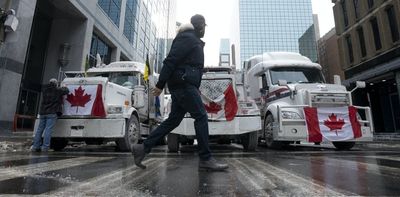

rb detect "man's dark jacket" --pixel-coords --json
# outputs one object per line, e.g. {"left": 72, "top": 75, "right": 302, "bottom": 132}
{"left": 156, "top": 24, "right": 205, "bottom": 90}
{"left": 39, "top": 84, "right": 69, "bottom": 115}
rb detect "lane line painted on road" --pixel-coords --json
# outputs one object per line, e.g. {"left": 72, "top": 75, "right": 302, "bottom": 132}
{"left": 229, "top": 158, "right": 274, "bottom": 196}
{"left": 104, "top": 159, "right": 169, "bottom": 195}
{"left": 315, "top": 156, "right": 400, "bottom": 177}
{"left": 47, "top": 158, "right": 159, "bottom": 196}
{"left": 363, "top": 155, "right": 400, "bottom": 162}
{"left": 0, "top": 154, "right": 46, "bottom": 163}
{"left": 0, "top": 156, "right": 113, "bottom": 182}
{"left": 247, "top": 158, "right": 353, "bottom": 196}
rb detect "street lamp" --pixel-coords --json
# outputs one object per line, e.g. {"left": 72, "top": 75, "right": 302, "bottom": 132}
{"left": 57, "top": 42, "right": 71, "bottom": 81}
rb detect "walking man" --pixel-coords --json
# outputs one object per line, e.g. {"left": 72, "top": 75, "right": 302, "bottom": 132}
{"left": 132, "top": 14, "right": 229, "bottom": 171}
{"left": 31, "top": 78, "right": 69, "bottom": 152}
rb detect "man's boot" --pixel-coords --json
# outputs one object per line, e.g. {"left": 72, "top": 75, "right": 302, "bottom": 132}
{"left": 132, "top": 144, "right": 146, "bottom": 169}
{"left": 199, "top": 157, "right": 229, "bottom": 171}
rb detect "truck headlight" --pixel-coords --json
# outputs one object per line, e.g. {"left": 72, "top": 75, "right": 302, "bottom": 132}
{"left": 281, "top": 111, "right": 301, "bottom": 119}
{"left": 107, "top": 106, "right": 123, "bottom": 114}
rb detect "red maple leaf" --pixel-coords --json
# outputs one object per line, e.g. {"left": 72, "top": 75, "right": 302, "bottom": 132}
{"left": 204, "top": 102, "right": 222, "bottom": 114}
{"left": 324, "top": 113, "right": 345, "bottom": 135}
{"left": 66, "top": 86, "right": 92, "bottom": 113}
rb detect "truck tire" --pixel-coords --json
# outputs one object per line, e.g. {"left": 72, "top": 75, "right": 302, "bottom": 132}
{"left": 117, "top": 115, "right": 140, "bottom": 151}
{"left": 332, "top": 142, "right": 355, "bottom": 150}
{"left": 167, "top": 133, "right": 179, "bottom": 152}
{"left": 241, "top": 131, "right": 258, "bottom": 151}
{"left": 264, "top": 114, "right": 283, "bottom": 149}
{"left": 50, "top": 138, "right": 68, "bottom": 151}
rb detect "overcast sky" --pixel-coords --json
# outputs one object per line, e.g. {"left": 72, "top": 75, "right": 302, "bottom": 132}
{"left": 175, "top": 0, "right": 335, "bottom": 66}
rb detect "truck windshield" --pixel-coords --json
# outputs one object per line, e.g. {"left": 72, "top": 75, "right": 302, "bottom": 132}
{"left": 270, "top": 67, "right": 324, "bottom": 84}
{"left": 109, "top": 72, "right": 140, "bottom": 89}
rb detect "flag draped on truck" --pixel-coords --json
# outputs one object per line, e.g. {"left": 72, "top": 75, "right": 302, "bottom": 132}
{"left": 200, "top": 80, "right": 238, "bottom": 121}
{"left": 304, "top": 106, "right": 362, "bottom": 142}
{"left": 63, "top": 84, "right": 106, "bottom": 117}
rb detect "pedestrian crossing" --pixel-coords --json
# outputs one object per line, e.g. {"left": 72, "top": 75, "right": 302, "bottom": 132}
{"left": 0, "top": 151, "right": 399, "bottom": 196}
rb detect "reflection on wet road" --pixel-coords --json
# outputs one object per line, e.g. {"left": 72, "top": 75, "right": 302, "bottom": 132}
{"left": 0, "top": 144, "right": 399, "bottom": 196}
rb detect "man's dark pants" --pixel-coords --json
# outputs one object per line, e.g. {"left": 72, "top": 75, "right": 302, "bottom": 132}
{"left": 143, "top": 85, "right": 211, "bottom": 161}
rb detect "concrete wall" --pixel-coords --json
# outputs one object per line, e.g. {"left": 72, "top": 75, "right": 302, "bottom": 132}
{"left": 70, "top": 0, "right": 138, "bottom": 62}
{"left": 42, "top": 18, "right": 90, "bottom": 83}
{"left": 0, "top": 0, "right": 36, "bottom": 130}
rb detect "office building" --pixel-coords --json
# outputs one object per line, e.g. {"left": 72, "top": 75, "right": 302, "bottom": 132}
{"left": 317, "top": 28, "right": 344, "bottom": 84}
{"left": 219, "top": 39, "right": 230, "bottom": 66}
{"left": 239, "top": 0, "right": 317, "bottom": 66}
{"left": 332, "top": 0, "right": 400, "bottom": 133}
{"left": 0, "top": 0, "right": 176, "bottom": 131}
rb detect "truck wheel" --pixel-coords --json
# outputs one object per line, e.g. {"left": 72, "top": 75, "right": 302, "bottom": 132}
{"left": 117, "top": 115, "right": 140, "bottom": 151}
{"left": 264, "top": 114, "right": 283, "bottom": 149}
{"left": 241, "top": 131, "right": 258, "bottom": 151}
{"left": 167, "top": 133, "right": 179, "bottom": 152}
{"left": 332, "top": 142, "right": 355, "bottom": 150}
{"left": 50, "top": 138, "right": 68, "bottom": 151}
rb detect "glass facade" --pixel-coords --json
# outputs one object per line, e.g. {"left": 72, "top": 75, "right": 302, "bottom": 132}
{"left": 97, "top": 0, "right": 176, "bottom": 72}
{"left": 239, "top": 0, "right": 316, "bottom": 65}
{"left": 98, "top": 0, "right": 122, "bottom": 26}
{"left": 89, "top": 34, "right": 112, "bottom": 67}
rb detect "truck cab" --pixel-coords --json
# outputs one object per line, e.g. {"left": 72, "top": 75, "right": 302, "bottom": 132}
{"left": 245, "top": 52, "right": 374, "bottom": 150}
{"left": 34, "top": 61, "right": 164, "bottom": 151}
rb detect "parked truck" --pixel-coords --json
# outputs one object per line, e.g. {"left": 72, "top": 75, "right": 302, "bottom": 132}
{"left": 34, "top": 61, "right": 164, "bottom": 151}
{"left": 166, "top": 66, "right": 262, "bottom": 152}
{"left": 244, "top": 52, "right": 374, "bottom": 150}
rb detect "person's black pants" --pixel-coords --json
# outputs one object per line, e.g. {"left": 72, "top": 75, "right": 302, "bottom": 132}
{"left": 143, "top": 85, "right": 211, "bottom": 160}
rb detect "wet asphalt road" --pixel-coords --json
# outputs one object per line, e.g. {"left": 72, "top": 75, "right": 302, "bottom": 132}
{"left": 0, "top": 143, "right": 399, "bottom": 196}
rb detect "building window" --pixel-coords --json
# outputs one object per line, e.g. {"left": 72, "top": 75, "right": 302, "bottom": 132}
{"left": 123, "top": 0, "right": 138, "bottom": 45}
{"left": 386, "top": 6, "right": 400, "bottom": 43}
{"left": 89, "top": 34, "right": 112, "bottom": 68}
{"left": 98, "top": 0, "right": 122, "bottom": 27}
{"left": 367, "top": 0, "right": 374, "bottom": 9}
{"left": 345, "top": 35, "right": 354, "bottom": 63}
{"left": 370, "top": 17, "right": 382, "bottom": 50}
{"left": 341, "top": 0, "right": 349, "bottom": 27}
{"left": 357, "top": 28, "right": 367, "bottom": 57}
{"left": 353, "top": 0, "right": 359, "bottom": 19}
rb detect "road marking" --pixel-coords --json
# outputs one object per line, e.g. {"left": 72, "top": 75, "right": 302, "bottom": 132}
{"left": 245, "top": 158, "right": 352, "bottom": 196}
{"left": 364, "top": 155, "right": 400, "bottom": 162}
{"left": 230, "top": 158, "right": 274, "bottom": 196}
{"left": 313, "top": 156, "right": 400, "bottom": 177}
{"left": 0, "top": 156, "right": 113, "bottom": 182}
{"left": 47, "top": 158, "right": 163, "bottom": 196}
{"left": 0, "top": 155, "right": 45, "bottom": 163}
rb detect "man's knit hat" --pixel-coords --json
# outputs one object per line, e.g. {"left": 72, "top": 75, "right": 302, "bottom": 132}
{"left": 190, "top": 14, "right": 206, "bottom": 28}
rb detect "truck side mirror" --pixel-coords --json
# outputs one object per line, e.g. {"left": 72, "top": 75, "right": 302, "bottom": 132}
{"left": 350, "top": 81, "right": 366, "bottom": 93}
{"left": 278, "top": 80, "right": 287, "bottom": 86}
{"left": 356, "top": 81, "right": 366, "bottom": 89}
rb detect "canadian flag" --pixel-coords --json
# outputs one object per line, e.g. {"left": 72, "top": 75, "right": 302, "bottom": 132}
{"left": 201, "top": 83, "right": 238, "bottom": 121}
{"left": 304, "top": 106, "right": 362, "bottom": 142}
{"left": 63, "top": 84, "right": 106, "bottom": 117}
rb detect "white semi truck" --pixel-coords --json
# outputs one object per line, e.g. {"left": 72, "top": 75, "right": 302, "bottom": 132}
{"left": 166, "top": 66, "right": 262, "bottom": 152}
{"left": 244, "top": 52, "right": 374, "bottom": 150}
{"left": 34, "top": 61, "right": 164, "bottom": 151}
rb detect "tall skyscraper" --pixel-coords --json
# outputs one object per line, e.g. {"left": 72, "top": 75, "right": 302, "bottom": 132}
{"left": 239, "top": 0, "right": 317, "bottom": 66}
{"left": 219, "top": 39, "right": 231, "bottom": 66}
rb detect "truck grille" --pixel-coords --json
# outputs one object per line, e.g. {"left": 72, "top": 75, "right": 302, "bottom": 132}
{"left": 309, "top": 92, "right": 350, "bottom": 107}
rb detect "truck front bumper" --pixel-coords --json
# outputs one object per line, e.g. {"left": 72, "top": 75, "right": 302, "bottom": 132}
{"left": 171, "top": 116, "right": 261, "bottom": 136}
{"left": 34, "top": 118, "right": 126, "bottom": 138}
{"left": 274, "top": 123, "right": 374, "bottom": 142}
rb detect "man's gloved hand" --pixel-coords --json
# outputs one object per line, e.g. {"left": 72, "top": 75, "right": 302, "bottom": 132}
{"left": 151, "top": 87, "right": 162, "bottom": 96}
